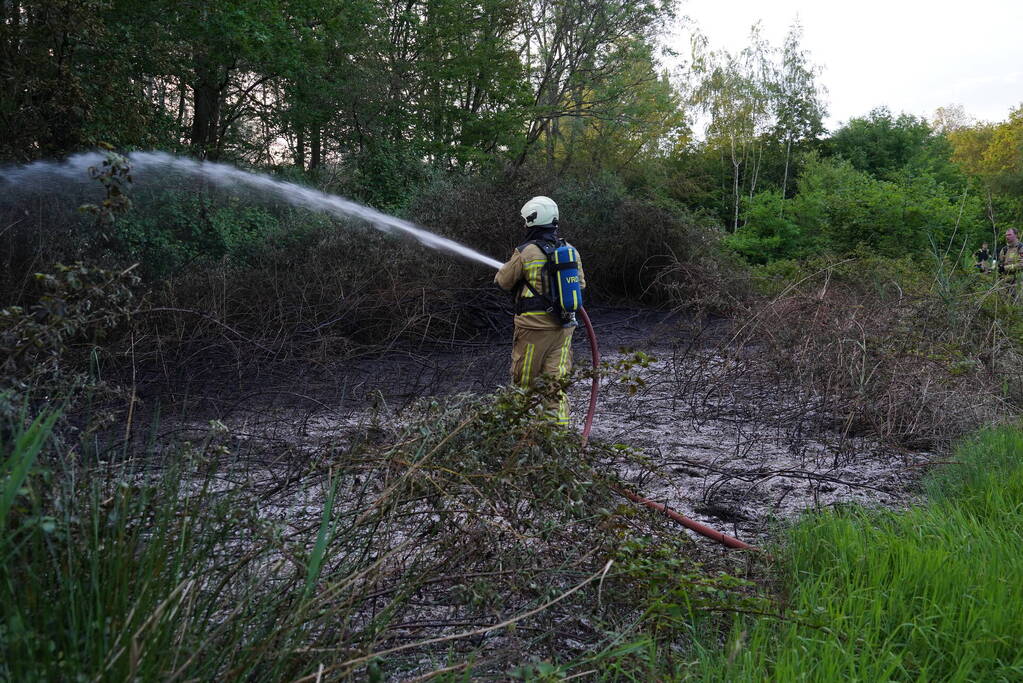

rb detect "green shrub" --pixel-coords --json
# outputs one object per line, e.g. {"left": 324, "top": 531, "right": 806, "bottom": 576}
{"left": 112, "top": 190, "right": 298, "bottom": 279}
{"left": 0, "top": 262, "right": 138, "bottom": 407}
{"left": 731, "top": 156, "right": 988, "bottom": 264}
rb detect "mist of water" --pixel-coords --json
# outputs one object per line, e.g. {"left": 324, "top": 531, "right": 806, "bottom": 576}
{"left": 0, "top": 151, "right": 504, "bottom": 270}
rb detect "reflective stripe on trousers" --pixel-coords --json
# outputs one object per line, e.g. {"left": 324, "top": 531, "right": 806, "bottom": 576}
{"left": 510, "top": 325, "right": 575, "bottom": 425}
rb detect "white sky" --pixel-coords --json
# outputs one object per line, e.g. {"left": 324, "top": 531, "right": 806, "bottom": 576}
{"left": 675, "top": 0, "right": 1023, "bottom": 131}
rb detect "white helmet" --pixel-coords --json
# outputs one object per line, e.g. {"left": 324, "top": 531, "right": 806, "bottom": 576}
{"left": 520, "top": 196, "right": 558, "bottom": 227}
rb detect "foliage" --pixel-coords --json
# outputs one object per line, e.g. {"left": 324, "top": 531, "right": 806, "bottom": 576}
{"left": 1, "top": 0, "right": 679, "bottom": 178}
{"left": 78, "top": 149, "right": 134, "bottom": 227}
{"left": 111, "top": 190, "right": 289, "bottom": 280}
{"left": 950, "top": 106, "right": 1023, "bottom": 193}
{"left": 0, "top": 0, "right": 176, "bottom": 160}
{"left": 691, "top": 22, "right": 827, "bottom": 229}
{"left": 948, "top": 105, "right": 1023, "bottom": 228}
{"left": 729, "top": 155, "right": 986, "bottom": 262}
{"left": 0, "top": 263, "right": 138, "bottom": 404}
{"left": 723, "top": 190, "right": 805, "bottom": 263}
{"left": 549, "top": 47, "right": 687, "bottom": 178}
{"left": 828, "top": 107, "right": 939, "bottom": 179}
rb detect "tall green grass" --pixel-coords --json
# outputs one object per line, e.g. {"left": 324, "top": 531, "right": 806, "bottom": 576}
{"left": 698, "top": 426, "right": 1023, "bottom": 681}
{"left": 0, "top": 413, "right": 412, "bottom": 680}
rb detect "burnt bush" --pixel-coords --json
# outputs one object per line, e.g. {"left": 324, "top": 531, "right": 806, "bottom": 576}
{"left": 712, "top": 255, "right": 1023, "bottom": 449}
{"left": 143, "top": 223, "right": 502, "bottom": 363}
{"left": 1, "top": 156, "right": 750, "bottom": 416}
{"left": 2, "top": 384, "right": 764, "bottom": 681}
{"left": 409, "top": 165, "right": 742, "bottom": 306}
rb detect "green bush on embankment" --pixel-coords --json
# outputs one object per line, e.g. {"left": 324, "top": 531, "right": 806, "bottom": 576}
{"left": 697, "top": 426, "right": 1023, "bottom": 681}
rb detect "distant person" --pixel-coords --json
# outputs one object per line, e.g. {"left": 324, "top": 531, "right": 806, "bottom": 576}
{"left": 998, "top": 229, "right": 1023, "bottom": 295}
{"left": 495, "top": 196, "right": 585, "bottom": 426}
{"left": 998, "top": 230, "right": 1023, "bottom": 274}
{"left": 974, "top": 242, "right": 991, "bottom": 272}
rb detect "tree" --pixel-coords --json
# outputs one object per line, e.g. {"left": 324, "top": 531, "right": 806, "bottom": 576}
{"left": 0, "top": 0, "right": 174, "bottom": 161}
{"left": 402, "top": 0, "right": 528, "bottom": 167}
{"left": 731, "top": 155, "right": 987, "bottom": 262}
{"left": 550, "top": 46, "right": 687, "bottom": 176}
{"left": 694, "top": 23, "right": 776, "bottom": 231}
{"left": 981, "top": 106, "right": 1023, "bottom": 192}
{"left": 771, "top": 22, "right": 826, "bottom": 200}
{"left": 514, "top": 0, "right": 677, "bottom": 169}
{"left": 948, "top": 106, "right": 1023, "bottom": 230}
{"left": 931, "top": 103, "right": 974, "bottom": 136}
{"left": 828, "top": 107, "right": 934, "bottom": 179}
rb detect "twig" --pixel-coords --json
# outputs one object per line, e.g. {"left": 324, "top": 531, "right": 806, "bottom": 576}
{"left": 295, "top": 560, "right": 614, "bottom": 681}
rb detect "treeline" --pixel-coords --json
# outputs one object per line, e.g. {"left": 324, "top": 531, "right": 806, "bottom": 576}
{"left": 1, "top": 0, "right": 679, "bottom": 202}
{"left": 728, "top": 106, "right": 1023, "bottom": 265}
{"left": 2, "top": 1, "right": 1022, "bottom": 269}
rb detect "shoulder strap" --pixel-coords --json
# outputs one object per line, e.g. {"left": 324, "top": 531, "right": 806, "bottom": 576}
{"left": 517, "top": 238, "right": 559, "bottom": 255}
{"left": 513, "top": 239, "right": 559, "bottom": 314}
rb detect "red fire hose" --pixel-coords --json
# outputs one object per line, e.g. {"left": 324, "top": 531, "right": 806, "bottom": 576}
{"left": 615, "top": 486, "right": 757, "bottom": 550}
{"left": 577, "top": 307, "right": 600, "bottom": 450}
{"left": 576, "top": 307, "right": 757, "bottom": 552}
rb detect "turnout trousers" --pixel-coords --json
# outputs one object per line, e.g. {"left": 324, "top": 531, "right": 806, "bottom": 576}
{"left": 510, "top": 325, "right": 574, "bottom": 426}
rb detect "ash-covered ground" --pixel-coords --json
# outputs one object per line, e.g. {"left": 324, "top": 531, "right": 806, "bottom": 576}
{"left": 147, "top": 305, "right": 932, "bottom": 547}
{"left": 579, "top": 307, "right": 930, "bottom": 544}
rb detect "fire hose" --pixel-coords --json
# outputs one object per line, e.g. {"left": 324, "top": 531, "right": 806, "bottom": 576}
{"left": 576, "top": 307, "right": 757, "bottom": 552}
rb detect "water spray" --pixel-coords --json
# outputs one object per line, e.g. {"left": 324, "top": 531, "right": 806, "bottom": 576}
{"left": 1, "top": 151, "right": 503, "bottom": 270}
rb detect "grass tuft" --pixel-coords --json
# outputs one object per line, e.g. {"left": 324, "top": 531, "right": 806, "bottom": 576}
{"left": 697, "top": 425, "right": 1023, "bottom": 681}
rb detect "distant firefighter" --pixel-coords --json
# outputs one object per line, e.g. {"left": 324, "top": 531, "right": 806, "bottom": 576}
{"left": 998, "top": 229, "right": 1023, "bottom": 299}
{"left": 998, "top": 229, "right": 1023, "bottom": 277}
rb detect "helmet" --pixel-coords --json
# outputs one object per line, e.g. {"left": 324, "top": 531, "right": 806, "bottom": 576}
{"left": 520, "top": 196, "right": 558, "bottom": 228}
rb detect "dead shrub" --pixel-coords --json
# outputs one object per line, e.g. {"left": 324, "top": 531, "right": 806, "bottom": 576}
{"left": 410, "top": 167, "right": 742, "bottom": 305}
{"left": 715, "top": 258, "right": 1021, "bottom": 449}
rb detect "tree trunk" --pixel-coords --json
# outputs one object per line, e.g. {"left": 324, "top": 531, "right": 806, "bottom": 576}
{"left": 780, "top": 135, "right": 792, "bottom": 206}
{"left": 545, "top": 119, "right": 556, "bottom": 171}
{"left": 190, "top": 58, "right": 222, "bottom": 159}
{"left": 295, "top": 126, "right": 306, "bottom": 170}
{"left": 731, "top": 161, "right": 741, "bottom": 232}
{"left": 310, "top": 127, "right": 322, "bottom": 170}
{"left": 730, "top": 136, "right": 741, "bottom": 232}
{"left": 748, "top": 143, "right": 762, "bottom": 202}
{"left": 176, "top": 80, "right": 186, "bottom": 132}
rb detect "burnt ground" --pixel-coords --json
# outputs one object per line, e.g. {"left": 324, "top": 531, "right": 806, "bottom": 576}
{"left": 137, "top": 304, "right": 931, "bottom": 547}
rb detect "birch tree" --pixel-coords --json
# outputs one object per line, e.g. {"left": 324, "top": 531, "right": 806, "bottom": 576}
{"left": 695, "top": 24, "right": 775, "bottom": 231}
{"left": 771, "top": 22, "right": 826, "bottom": 200}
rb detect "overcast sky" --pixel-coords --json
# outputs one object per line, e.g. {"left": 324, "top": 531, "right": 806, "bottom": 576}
{"left": 675, "top": 0, "right": 1023, "bottom": 131}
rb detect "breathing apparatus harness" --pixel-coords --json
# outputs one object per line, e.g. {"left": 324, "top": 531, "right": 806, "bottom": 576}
{"left": 513, "top": 226, "right": 584, "bottom": 328}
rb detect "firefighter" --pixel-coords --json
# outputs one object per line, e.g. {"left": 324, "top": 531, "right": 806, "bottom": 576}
{"left": 998, "top": 229, "right": 1023, "bottom": 295}
{"left": 495, "top": 196, "right": 586, "bottom": 426}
